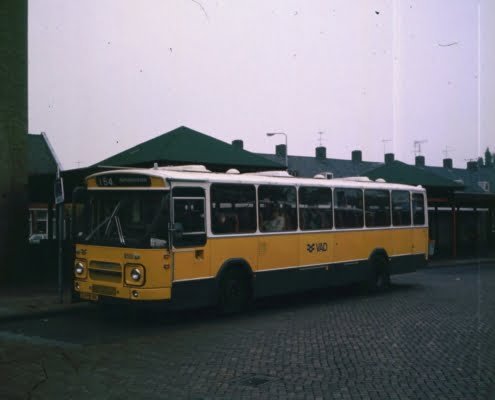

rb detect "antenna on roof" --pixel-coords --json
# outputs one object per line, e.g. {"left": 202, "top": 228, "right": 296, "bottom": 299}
{"left": 96, "top": 165, "right": 136, "bottom": 169}
{"left": 381, "top": 138, "right": 392, "bottom": 155}
{"left": 413, "top": 140, "right": 427, "bottom": 156}
{"left": 442, "top": 146, "right": 454, "bottom": 158}
{"left": 317, "top": 131, "right": 324, "bottom": 147}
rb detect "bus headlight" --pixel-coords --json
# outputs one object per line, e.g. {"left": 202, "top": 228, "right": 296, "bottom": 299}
{"left": 131, "top": 268, "right": 141, "bottom": 281}
{"left": 74, "top": 260, "right": 87, "bottom": 279}
{"left": 125, "top": 264, "right": 145, "bottom": 286}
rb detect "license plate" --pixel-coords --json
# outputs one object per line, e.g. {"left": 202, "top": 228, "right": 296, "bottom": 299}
{"left": 92, "top": 284, "right": 117, "bottom": 296}
{"left": 80, "top": 292, "right": 99, "bottom": 301}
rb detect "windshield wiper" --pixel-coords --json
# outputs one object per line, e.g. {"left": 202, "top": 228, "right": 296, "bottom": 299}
{"left": 85, "top": 201, "right": 121, "bottom": 241}
{"left": 114, "top": 216, "right": 125, "bottom": 245}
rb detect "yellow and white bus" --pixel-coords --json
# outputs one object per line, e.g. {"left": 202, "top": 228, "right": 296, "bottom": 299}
{"left": 72, "top": 165, "right": 428, "bottom": 312}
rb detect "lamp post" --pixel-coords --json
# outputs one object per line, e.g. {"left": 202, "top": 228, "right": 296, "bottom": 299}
{"left": 266, "top": 132, "right": 288, "bottom": 169}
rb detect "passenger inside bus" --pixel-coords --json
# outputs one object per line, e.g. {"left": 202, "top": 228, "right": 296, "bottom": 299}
{"left": 263, "top": 207, "right": 286, "bottom": 231}
{"left": 214, "top": 212, "right": 239, "bottom": 233}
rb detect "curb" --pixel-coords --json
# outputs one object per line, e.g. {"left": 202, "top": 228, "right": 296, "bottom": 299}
{"left": 0, "top": 302, "right": 92, "bottom": 323}
{"left": 427, "top": 258, "right": 495, "bottom": 269}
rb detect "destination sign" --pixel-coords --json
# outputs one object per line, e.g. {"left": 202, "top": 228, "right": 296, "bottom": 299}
{"left": 96, "top": 174, "right": 151, "bottom": 187}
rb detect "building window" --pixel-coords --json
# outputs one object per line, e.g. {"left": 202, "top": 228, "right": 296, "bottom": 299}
{"left": 29, "top": 209, "right": 52, "bottom": 236}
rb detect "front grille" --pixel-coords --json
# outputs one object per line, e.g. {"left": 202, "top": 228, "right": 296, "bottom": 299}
{"left": 89, "top": 261, "right": 122, "bottom": 283}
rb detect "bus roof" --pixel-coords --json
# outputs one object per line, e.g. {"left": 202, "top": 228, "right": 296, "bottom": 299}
{"left": 87, "top": 165, "right": 426, "bottom": 192}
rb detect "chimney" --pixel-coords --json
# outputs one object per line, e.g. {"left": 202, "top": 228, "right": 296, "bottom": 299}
{"left": 385, "top": 153, "right": 395, "bottom": 164}
{"left": 351, "top": 150, "right": 362, "bottom": 162}
{"left": 443, "top": 158, "right": 453, "bottom": 169}
{"left": 232, "top": 139, "right": 243, "bottom": 150}
{"left": 276, "top": 144, "right": 287, "bottom": 158}
{"left": 415, "top": 155, "right": 425, "bottom": 167}
{"left": 467, "top": 161, "right": 478, "bottom": 171}
{"left": 315, "top": 146, "right": 326, "bottom": 160}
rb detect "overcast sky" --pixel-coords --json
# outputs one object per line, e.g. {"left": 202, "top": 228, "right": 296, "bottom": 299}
{"left": 28, "top": 0, "right": 494, "bottom": 170}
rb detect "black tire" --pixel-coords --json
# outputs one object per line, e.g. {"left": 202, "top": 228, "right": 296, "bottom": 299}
{"left": 368, "top": 256, "right": 390, "bottom": 292}
{"left": 218, "top": 269, "right": 251, "bottom": 314}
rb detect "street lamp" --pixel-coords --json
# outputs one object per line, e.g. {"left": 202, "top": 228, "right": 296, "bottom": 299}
{"left": 266, "top": 132, "right": 288, "bottom": 169}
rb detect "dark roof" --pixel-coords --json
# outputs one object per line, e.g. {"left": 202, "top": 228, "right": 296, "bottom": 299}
{"left": 94, "top": 126, "right": 284, "bottom": 172}
{"left": 259, "top": 154, "right": 381, "bottom": 178}
{"left": 27, "top": 134, "right": 57, "bottom": 175}
{"left": 427, "top": 165, "right": 495, "bottom": 194}
{"left": 365, "top": 160, "right": 463, "bottom": 189}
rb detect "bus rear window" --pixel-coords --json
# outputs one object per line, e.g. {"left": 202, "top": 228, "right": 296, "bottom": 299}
{"left": 412, "top": 193, "right": 425, "bottom": 225}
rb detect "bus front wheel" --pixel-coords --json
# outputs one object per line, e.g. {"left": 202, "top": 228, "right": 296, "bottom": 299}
{"left": 218, "top": 269, "right": 251, "bottom": 314}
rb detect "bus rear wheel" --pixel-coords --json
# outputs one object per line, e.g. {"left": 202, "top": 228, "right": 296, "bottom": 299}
{"left": 369, "top": 256, "right": 390, "bottom": 292}
{"left": 218, "top": 269, "right": 251, "bottom": 314}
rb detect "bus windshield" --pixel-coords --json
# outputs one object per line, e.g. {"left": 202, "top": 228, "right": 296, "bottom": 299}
{"left": 75, "top": 191, "right": 170, "bottom": 248}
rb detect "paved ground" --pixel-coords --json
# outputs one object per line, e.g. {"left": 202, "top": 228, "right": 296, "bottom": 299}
{"left": 0, "top": 262, "right": 494, "bottom": 400}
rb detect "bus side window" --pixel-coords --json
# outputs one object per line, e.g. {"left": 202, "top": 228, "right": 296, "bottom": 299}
{"left": 299, "top": 186, "right": 333, "bottom": 230}
{"left": 211, "top": 184, "right": 256, "bottom": 235}
{"left": 259, "top": 185, "right": 297, "bottom": 232}
{"left": 365, "top": 189, "right": 391, "bottom": 227}
{"left": 334, "top": 188, "right": 363, "bottom": 229}
{"left": 392, "top": 190, "right": 411, "bottom": 226}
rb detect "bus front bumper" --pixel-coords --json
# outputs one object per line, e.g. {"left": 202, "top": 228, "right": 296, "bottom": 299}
{"left": 74, "top": 280, "right": 171, "bottom": 302}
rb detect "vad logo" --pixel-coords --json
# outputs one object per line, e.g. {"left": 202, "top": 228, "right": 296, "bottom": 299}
{"left": 307, "top": 242, "right": 328, "bottom": 253}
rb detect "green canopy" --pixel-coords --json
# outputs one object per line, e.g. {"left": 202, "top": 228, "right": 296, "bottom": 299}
{"left": 94, "top": 126, "right": 284, "bottom": 172}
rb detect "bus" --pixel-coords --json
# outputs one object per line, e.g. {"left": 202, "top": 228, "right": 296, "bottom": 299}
{"left": 72, "top": 165, "right": 428, "bottom": 312}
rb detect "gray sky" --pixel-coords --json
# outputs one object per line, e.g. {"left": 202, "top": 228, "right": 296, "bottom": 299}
{"left": 28, "top": 0, "right": 494, "bottom": 170}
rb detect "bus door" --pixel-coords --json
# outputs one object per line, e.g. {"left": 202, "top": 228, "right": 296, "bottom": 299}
{"left": 170, "top": 186, "right": 209, "bottom": 282}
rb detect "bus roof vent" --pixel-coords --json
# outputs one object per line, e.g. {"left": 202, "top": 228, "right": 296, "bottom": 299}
{"left": 226, "top": 168, "right": 240, "bottom": 174}
{"left": 341, "top": 176, "right": 372, "bottom": 182}
{"left": 375, "top": 178, "right": 386, "bottom": 183}
{"left": 315, "top": 172, "right": 333, "bottom": 179}
{"left": 160, "top": 165, "right": 211, "bottom": 173}
{"left": 245, "top": 170, "right": 292, "bottom": 178}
